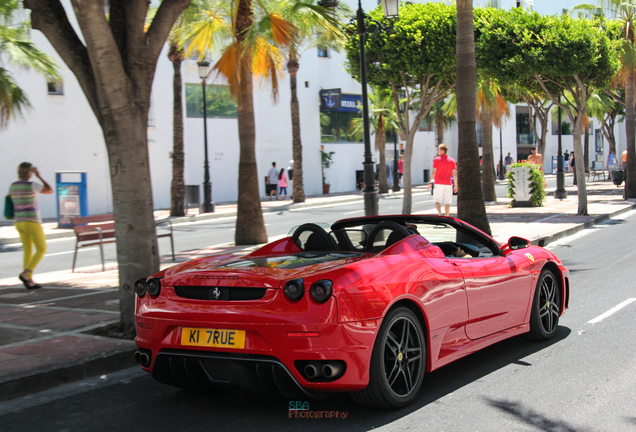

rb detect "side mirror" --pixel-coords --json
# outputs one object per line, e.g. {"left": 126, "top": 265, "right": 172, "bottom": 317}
{"left": 508, "top": 236, "right": 530, "bottom": 250}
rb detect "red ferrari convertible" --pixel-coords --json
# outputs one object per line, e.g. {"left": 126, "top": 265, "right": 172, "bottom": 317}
{"left": 134, "top": 215, "right": 569, "bottom": 409}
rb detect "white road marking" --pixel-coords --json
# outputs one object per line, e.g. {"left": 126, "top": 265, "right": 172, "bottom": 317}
{"left": 587, "top": 298, "right": 636, "bottom": 324}
{"left": 344, "top": 210, "right": 364, "bottom": 215}
{"left": 46, "top": 248, "right": 98, "bottom": 257}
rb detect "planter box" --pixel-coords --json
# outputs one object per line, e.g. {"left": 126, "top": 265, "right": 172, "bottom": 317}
{"left": 509, "top": 166, "right": 536, "bottom": 207}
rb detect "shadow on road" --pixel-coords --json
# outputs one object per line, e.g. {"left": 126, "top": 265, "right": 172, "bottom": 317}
{"left": 0, "top": 327, "right": 573, "bottom": 432}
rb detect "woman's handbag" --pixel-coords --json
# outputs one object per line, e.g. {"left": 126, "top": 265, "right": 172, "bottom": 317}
{"left": 4, "top": 195, "right": 14, "bottom": 220}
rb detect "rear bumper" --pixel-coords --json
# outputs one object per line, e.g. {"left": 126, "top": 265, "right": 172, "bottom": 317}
{"left": 135, "top": 312, "right": 380, "bottom": 394}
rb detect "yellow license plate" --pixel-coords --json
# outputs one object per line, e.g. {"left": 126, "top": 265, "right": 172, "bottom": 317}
{"left": 181, "top": 327, "right": 246, "bottom": 349}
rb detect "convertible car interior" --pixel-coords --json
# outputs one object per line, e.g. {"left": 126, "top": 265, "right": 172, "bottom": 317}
{"left": 288, "top": 216, "right": 501, "bottom": 258}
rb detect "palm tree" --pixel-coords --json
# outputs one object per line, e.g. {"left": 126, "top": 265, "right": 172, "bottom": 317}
{"left": 446, "top": 79, "right": 509, "bottom": 203}
{"left": 477, "top": 80, "right": 510, "bottom": 202}
{"left": 587, "top": 90, "right": 623, "bottom": 157}
{"left": 0, "top": 2, "right": 58, "bottom": 127}
{"left": 150, "top": 2, "right": 208, "bottom": 217}
{"left": 350, "top": 88, "right": 399, "bottom": 194}
{"left": 424, "top": 101, "right": 456, "bottom": 147}
{"left": 183, "top": 0, "right": 296, "bottom": 245}
{"left": 456, "top": 0, "right": 491, "bottom": 235}
{"left": 575, "top": 1, "right": 636, "bottom": 197}
{"left": 280, "top": 0, "right": 349, "bottom": 203}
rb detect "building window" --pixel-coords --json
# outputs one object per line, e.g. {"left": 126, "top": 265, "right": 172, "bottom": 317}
{"left": 321, "top": 111, "right": 361, "bottom": 143}
{"left": 47, "top": 81, "right": 64, "bottom": 95}
{"left": 317, "top": 47, "right": 330, "bottom": 58}
{"left": 185, "top": 84, "right": 238, "bottom": 118}
{"left": 418, "top": 117, "right": 433, "bottom": 132}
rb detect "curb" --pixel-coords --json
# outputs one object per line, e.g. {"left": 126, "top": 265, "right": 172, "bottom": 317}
{"left": 0, "top": 346, "right": 137, "bottom": 403}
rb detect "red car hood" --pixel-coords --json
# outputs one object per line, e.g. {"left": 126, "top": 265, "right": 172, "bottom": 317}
{"left": 159, "top": 251, "right": 367, "bottom": 288}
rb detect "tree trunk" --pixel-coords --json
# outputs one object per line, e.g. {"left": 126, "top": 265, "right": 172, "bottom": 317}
{"left": 480, "top": 113, "right": 497, "bottom": 202}
{"left": 170, "top": 50, "right": 185, "bottom": 217}
{"left": 456, "top": 0, "right": 491, "bottom": 235}
{"left": 584, "top": 123, "right": 590, "bottom": 174}
{"left": 626, "top": 67, "right": 636, "bottom": 198}
{"left": 235, "top": 0, "right": 268, "bottom": 245}
{"left": 24, "top": 0, "right": 192, "bottom": 336}
{"left": 288, "top": 60, "right": 305, "bottom": 202}
{"left": 572, "top": 114, "right": 588, "bottom": 215}
{"left": 401, "top": 130, "right": 414, "bottom": 214}
{"left": 105, "top": 113, "right": 160, "bottom": 335}
{"left": 435, "top": 114, "right": 445, "bottom": 145}
{"left": 377, "top": 122, "right": 389, "bottom": 194}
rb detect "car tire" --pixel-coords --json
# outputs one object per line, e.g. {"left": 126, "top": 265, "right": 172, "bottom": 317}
{"left": 527, "top": 269, "right": 561, "bottom": 341}
{"left": 351, "top": 307, "right": 426, "bottom": 409}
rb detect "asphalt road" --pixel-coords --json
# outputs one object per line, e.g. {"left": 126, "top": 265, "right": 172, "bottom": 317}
{"left": 0, "top": 180, "right": 547, "bottom": 279}
{"left": 0, "top": 206, "right": 632, "bottom": 432}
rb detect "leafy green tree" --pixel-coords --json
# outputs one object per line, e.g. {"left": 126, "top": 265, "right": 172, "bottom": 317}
{"left": 0, "top": 0, "right": 58, "bottom": 127}
{"left": 183, "top": 0, "right": 295, "bottom": 245}
{"left": 574, "top": 1, "right": 636, "bottom": 196}
{"left": 23, "top": 0, "right": 194, "bottom": 336}
{"left": 478, "top": 9, "right": 618, "bottom": 215}
{"left": 279, "top": 0, "right": 349, "bottom": 203}
{"left": 345, "top": 2, "right": 457, "bottom": 215}
{"left": 350, "top": 87, "right": 399, "bottom": 194}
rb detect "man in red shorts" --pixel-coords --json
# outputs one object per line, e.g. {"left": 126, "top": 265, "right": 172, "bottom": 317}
{"left": 427, "top": 144, "right": 457, "bottom": 216}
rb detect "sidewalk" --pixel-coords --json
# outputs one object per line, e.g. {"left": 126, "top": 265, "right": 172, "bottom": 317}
{"left": 0, "top": 177, "right": 634, "bottom": 402}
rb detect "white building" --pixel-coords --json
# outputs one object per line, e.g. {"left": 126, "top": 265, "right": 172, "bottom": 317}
{"left": 1, "top": 0, "right": 614, "bottom": 221}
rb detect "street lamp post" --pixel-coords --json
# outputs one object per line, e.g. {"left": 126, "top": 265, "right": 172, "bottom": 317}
{"left": 498, "top": 127, "right": 505, "bottom": 180}
{"left": 355, "top": 0, "right": 399, "bottom": 216}
{"left": 392, "top": 129, "right": 400, "bottom": 192}
{"left": 554, "top": 95, "right": 567, "bottom": 199}
{"left": 198, "top": 60, "right": 214, "bottom": 213}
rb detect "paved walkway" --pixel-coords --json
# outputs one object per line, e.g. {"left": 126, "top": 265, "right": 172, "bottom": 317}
{"left": 0, "top": 176, "right": 633, "bottom": 402}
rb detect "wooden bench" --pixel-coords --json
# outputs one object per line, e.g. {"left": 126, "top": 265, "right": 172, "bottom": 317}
{"left": 70, "top": 214, "right": 175, "bottom": 272}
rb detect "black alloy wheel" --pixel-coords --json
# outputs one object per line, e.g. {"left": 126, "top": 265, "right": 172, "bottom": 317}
{"left": 351, "top": 307, "right": 426, "bottom": 409}
{"left": 528, "top": 269, "right": 561, "bottom": 341}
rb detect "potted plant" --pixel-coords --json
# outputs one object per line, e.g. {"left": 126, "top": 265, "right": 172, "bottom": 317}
{"left": 321, "top": 150, "right": 335, "bottom": 194}
{"left": 506, "top": 162, "right": 546, "bottom": 207}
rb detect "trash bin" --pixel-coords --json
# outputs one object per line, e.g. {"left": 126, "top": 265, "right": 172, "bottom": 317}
{"left": 423, "top": 169, "right": 430, "bottom": 183}
{"left": 185, "top": 185, "right": 200, "bottom": 213}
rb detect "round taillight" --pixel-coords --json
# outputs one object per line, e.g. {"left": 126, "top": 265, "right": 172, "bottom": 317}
{"left": 310, "top": 280, "right": 332, "bottom": 303}
{"left": 134, "top": 279, "right": 148, "bottom": 298}
{"left": 147, "top": 278, "right": 162, "bottom": 297}
{"left": 284, "top": 279, "right": 304, "bottom": 301}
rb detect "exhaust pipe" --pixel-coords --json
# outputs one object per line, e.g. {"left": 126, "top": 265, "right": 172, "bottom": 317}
{"left": 134, "top": 350, "right": 151, "bottom": 367}
{"left": 322, "top": 362, "right": 344, "bottom": 379}
{"left": 304, "top": 364, "right": 321, "bottom": 379}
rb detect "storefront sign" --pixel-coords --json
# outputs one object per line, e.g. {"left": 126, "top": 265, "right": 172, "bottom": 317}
{"left": 320, "top": 89, "right": 341, "bottom": 111}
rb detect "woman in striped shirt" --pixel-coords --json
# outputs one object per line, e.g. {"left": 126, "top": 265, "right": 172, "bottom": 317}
{"left": 8, "top": 162, "right": 52, "bottom": 289}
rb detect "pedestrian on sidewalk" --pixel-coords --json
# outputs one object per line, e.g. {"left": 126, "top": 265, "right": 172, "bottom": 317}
{"left": 278, "top": 168, "right": 288, "bottom": 199}
{"left": 571, "top": 151, "right": 577, "bottom": 185}
{"left": 427, "top": 144, "right": 457, "bottom": 217}
{"left": 505, "top": 152, "right": 513, "bottom": 174}
{"left": 267, "top": 162, "right": 279, "bottom": 200}
{"left": 564, "top": 150, "right": 570, "bottom": 172}
{"left": 7, "top": 162, "right": 53, "bottom": 289}
{"left": 398, "top": 154, "right": 404, "bottom": 187}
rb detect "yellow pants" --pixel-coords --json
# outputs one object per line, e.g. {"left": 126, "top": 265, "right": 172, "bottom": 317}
{"left": 15, "top": 222, "right": 47, "bottom": 272}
